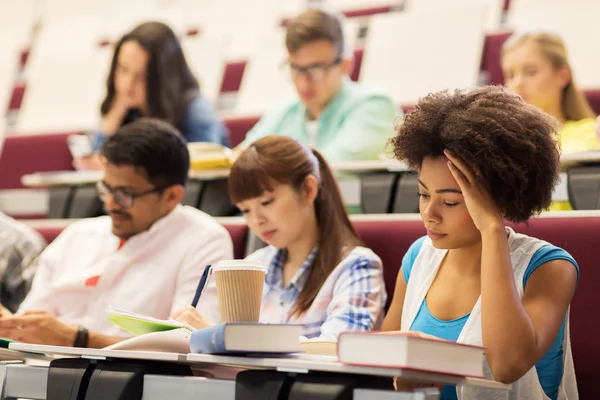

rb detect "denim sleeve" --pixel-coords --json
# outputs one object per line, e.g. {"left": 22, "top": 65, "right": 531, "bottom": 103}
{"left": 178, "top": 96, "right": 230, "bottom": 147}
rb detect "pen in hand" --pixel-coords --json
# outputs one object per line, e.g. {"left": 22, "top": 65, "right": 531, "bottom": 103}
{"left": 191, "top": 265, "right": 213, "bottom": 308}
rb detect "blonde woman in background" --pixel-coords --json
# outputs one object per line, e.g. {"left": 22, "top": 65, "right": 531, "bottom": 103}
{"left": 502, "top": 31, "right": 598, "bottom": 210}
{"left": 502, "top": 32, "right": 597, "bottom": 153}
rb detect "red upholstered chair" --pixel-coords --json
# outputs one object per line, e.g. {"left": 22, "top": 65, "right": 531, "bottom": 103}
{"left": 351, "top": 48, "right": 363, "bottom": 82}
{"left": 342, "top": 6, "right": 394, "bottom": 18}
{"left": 221, "top": 220, "right": 249, "bottom": 260}
{"left": 508, "top": 215, "right": 600, "bottom": 400}
{"left": 352, "top": 216, "right": 426, "bottom": 310}
{"left": 33, "top": 218, "right": 250, "bottom": 261}
{"left": 584, "top": 89, "right": 600, "bottom": 115}
{"left": 352, "top": 213, "right": 600, "bottom": 398}
{"left": 480, "top": 31, "right": 513, "bottom": 86}
{"left": 224, "top": 116, "right": 260, "bottom": 148}
{"left": 8, "top": 83, "right": 26, "bottom": 111}
{"left": 221, "top": 61, "right": 246, "bottom": 93}
{"left": 35, "top": 226, "right": 66, "bottom": 244}
{"left": 0, "top": 133, "right": 75, "bottom": 190}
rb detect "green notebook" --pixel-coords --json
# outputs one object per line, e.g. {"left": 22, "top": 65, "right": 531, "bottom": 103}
{"left": 106, "top": 307, "right": 191, "bottom": 336}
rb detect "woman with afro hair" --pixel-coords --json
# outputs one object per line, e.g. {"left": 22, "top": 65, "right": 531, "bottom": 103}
{"left": 382, "top": 86, "right": 578, "bottom": 400}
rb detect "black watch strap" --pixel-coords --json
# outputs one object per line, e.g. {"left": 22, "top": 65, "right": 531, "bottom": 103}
{"left": 73, "top": 326, "right": 89, "bottom": 348}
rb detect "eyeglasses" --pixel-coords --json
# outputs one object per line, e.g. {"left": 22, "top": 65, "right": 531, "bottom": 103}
{"left": 96, "top": 181, "right": 169, "bottom": 208}
{"left": 280, "top": 57, "right": 342, "bottom": 82}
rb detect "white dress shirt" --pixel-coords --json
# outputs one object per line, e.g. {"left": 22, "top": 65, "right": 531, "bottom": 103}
{"left": 19, "top": 205, "right": 233, "bottom": 337}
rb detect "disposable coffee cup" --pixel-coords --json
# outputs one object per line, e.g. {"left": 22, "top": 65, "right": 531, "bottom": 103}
{"left": 213, "top": 260, "right": 266, "bottom": 323}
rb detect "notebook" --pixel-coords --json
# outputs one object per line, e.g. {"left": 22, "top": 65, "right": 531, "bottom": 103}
{"left": 105, "top": 307, "right": 194, "bottom": 336}
{"left": 188, "top": 143, "right": 234, "bottom": 170}
{"left": 105, "top": 328, "right": 192, "bottom": 354}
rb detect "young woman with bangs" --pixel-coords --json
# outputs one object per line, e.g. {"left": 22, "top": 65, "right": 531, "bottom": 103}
{"left": 174, "top": 135, "right": 386, "bottom": 341}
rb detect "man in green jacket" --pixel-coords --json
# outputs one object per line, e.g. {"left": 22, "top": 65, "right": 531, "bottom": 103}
{"left": 242, "top": 8, "right": 398, "bottom": 163}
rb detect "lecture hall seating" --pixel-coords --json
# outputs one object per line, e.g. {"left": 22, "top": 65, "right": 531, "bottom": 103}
{"left": 25, "top": 211, "right": 600, "bottom": 398}
{"left": 352, "top": 212, "right": 599, "bottom": 400}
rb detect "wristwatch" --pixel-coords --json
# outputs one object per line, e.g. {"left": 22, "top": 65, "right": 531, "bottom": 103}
{"left": 73, "top": 326, "right": 89, "bottom": 348}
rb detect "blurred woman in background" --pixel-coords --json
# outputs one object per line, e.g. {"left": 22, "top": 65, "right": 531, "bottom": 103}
{"left": 75, "top": 21, "right": 229, "bottom": 170}
{"left": 502, "top": 31, "right": 598, "bottom": 210}
{"left": 502, "top": 31, "right": 597, "bottom": 155}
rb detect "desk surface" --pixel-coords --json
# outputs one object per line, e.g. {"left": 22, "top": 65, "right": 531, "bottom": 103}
{"left": 21, "top": 169, "right": 232, "bottom": 188}
{"left": 8, "top": 343, "right": 509, "bottom": 391}
{"left": 185, "top": 353, "right": 510, "bottom": 391}
{"left": 22, "top": 151, "right": 600, "bottom": 189}
{"left": 560, "top": 150, "right": 600, "bottom": 166}
{"left": 9, "top": 343, "right": 184, "bottom": 362}
{"left": 21, "top": 161, "right": 410, "bottom": 188}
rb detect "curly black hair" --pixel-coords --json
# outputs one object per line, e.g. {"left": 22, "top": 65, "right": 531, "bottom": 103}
{"left": 390, "top": 86, "right": 560, "bottom": 222}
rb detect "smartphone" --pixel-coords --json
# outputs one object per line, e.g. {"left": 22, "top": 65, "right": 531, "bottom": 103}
{"left": 67, "top": 134, "right": 93, "bottom": 159}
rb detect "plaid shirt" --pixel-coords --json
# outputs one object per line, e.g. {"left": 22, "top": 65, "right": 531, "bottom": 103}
{"left": 0, "top": 213, "right": 46, "bottom": 312}
{"left": 247, "top": 245, "right": 387, "bottom": 341}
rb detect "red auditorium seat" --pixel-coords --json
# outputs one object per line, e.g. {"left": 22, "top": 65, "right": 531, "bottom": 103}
{"left": 280, "top": 6, "right": 394, "bottom": 26}
{"left": 222, "top": 221, "right": 249, "bottom": 259}
{"left": 8, "top": 83, "right": 26, "bottom": 112}
{"left": 481, "top": 31, "right": 512, "bottom": 86}
{"left": 584, "top": 89, "right": 600, "bottom": 115}
{"left": 342, "top": 6, "right": 394, "bottom": 19}
{"left": 224, "top": 116, "right": 260, "bottom": 147}
{"left": 32, "top": 219, "right": 249, "bottom": 261}
{"left": 351, "top": 48, "right": 363, "bottom": 82}
{"left": 35, "top": 226, "right": 65, "bottom": 244}
{"left": 221, "top": 61, "right": 246, "bottom": 93}
{"left": 353, "top": 214, "right": 600, "bottom": 399}
{"left": 0, "top": 133, "right": 75, "bottom": 190}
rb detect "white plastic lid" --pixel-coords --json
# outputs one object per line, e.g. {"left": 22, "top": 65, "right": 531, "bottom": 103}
{"left": 213, "top": 260, "right": 267, "bottom": 272}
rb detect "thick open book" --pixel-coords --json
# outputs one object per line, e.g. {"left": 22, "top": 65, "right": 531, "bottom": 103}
{"left": 337, "top": 332, "right": 485, "bottom": 378}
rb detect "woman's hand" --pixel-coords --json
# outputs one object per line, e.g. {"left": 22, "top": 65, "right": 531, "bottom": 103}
{"left": 444, "top": 150, "right": 504, "bottom": 233}
{"left": 171, "top": 306, "right": 213, "bottom": 330}
{"left": 102, "top": 96, "right": 135, "bottom": 135}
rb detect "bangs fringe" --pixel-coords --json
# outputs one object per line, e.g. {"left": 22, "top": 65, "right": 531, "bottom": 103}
{"left": 229, "top": 155, "right": 277, "bottom": 204}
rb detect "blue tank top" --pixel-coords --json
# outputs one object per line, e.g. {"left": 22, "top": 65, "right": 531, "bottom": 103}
{"left": 402, "top": 237, "right": 578, "bottom": 400}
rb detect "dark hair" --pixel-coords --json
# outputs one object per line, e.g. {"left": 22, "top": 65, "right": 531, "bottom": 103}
{"left": 100, "top": 21, "right": 199, "bottom": 125}
{"left": 229, "top": 135, "right": 362, "bottom": 316}
{"left": 286, "top": 8, "right": 345, "bottom": 57}
{"left": 390, "top": 86, "right": 560, "bottom": 223}
{"left": 101, "top": 118, "right": 190, "bottom": 187}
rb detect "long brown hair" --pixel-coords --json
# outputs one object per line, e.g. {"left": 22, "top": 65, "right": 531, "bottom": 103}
{"left": 229, "top": 135, "right": 362, "bottom": 316}
{"left": 101, "top": 22, "right": 199, "bottom": 125}
{"left": 502, "top": 32, "right": 595, "bottom": 121}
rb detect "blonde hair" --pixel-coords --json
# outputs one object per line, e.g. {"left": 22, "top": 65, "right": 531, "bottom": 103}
{"left": 502, "top": 32, "right": 595, "bottom": 121}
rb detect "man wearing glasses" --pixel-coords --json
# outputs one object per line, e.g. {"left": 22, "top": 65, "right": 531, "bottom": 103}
{"left": 241, "top": 8, "right": 397, "bottom": 163}
{"left": 0, "top": 119, "right": 233, "bottom": 348}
